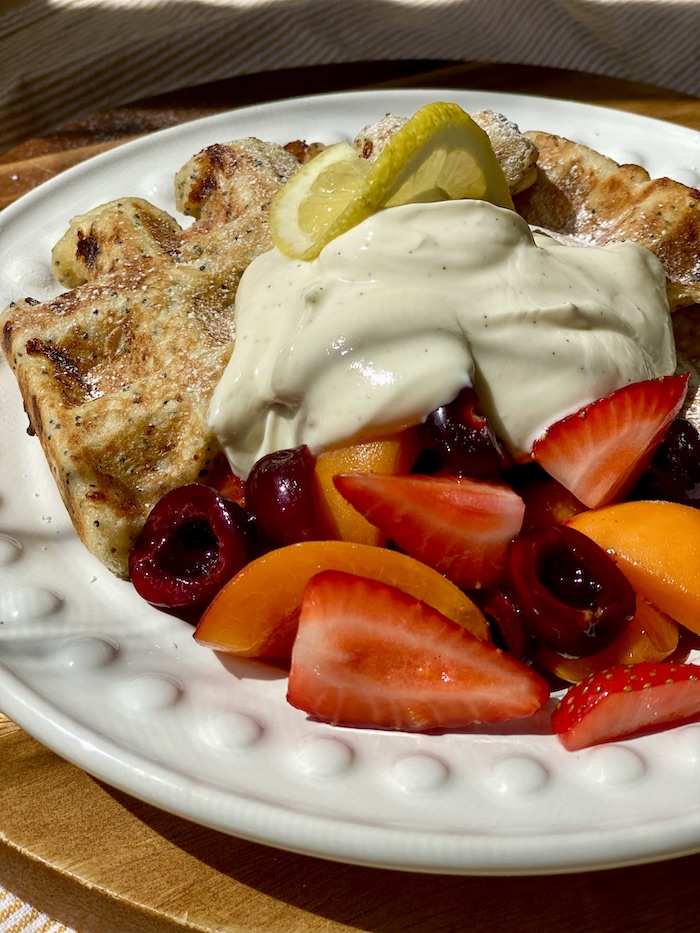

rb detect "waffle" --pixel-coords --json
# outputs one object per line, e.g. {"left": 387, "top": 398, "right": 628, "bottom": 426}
{"left": 2, "top": 138, "right": 300, "bottom": 576}
{"left": 515, "top": 131, "right": 700, "bottom": 310}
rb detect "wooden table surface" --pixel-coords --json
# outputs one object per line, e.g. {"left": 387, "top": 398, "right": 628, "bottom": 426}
{"left": 1, "top": 61, "right": 700, "bottom": 933}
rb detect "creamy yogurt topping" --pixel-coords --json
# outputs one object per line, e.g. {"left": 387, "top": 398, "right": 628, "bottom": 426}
{"left": 209, "top": 199, "right": 675, "bottom": 478}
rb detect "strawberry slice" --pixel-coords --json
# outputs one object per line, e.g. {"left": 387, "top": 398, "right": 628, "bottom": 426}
{"left": 552, "top": 661, "right": 700, "bottom": 751}
{"left": 333, "top": 473, "right": 524, "bottom": 590}
{"left": 206, "top": 453, "right": 247, "bottom": 507}
{"left": 287, "top": 570, "right": 550, "bottom": 731}
{"left": 531, "top": 374, "right": 689, "bottom": 509}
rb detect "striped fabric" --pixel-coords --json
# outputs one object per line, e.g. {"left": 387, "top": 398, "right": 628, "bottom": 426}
{"left": 0, "top": 883, "right": 74, "bottom": 933}
{"left": 1, "top": 0, "right": 698, "bottom": 154}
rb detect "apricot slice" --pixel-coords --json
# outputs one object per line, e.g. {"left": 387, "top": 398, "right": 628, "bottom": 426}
{"left": 536, "top": 595, "right": 679, "bottom": 682}
{"left": 194, "top": 539, "right": 490, "bottom": 659}
{"left": 567, "top": 501, "right": 700, "bottom": 634}
{"left": 313, "top": 430, "right": 422, "bottom": 546}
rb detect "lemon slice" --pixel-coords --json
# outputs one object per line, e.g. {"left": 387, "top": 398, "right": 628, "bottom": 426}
{"left": 270, "top": 101, "right": 514, "bottom": 260}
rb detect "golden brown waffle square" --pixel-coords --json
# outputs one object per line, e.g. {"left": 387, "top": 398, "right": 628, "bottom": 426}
{"left": 2, "top": 138, "right": 300, "bottom": 576}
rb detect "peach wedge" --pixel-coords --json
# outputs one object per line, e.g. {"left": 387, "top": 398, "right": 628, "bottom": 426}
{"left": 313, "top": 429, "right": 422, "bottom": 546}
{"left": 567, "top": 501, "right": 700, "bottom": 634}
{"left": 194, "top": 539, "right": 490, "bottom": 659}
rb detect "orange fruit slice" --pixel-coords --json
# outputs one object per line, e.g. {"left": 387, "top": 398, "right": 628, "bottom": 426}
{"left": 313, "top": 429, "right": 422, "bottom": 546}
{"left": 194, "top": 540, "right": 490, "bottom": 659}
{"left": 567, "top": 501, "right": 700, "bottom": 634}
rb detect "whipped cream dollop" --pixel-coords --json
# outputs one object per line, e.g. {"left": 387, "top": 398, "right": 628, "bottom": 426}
{"left": 209, "top": 200, "right": 675, "bottom": 478}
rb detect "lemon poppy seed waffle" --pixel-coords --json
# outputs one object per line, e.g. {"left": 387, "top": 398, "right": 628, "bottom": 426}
{"left": 1, "top": 137, "right": 300, "bottom": 577}
{"left": 514, "top": 131, "right": 700, "bottom": 311}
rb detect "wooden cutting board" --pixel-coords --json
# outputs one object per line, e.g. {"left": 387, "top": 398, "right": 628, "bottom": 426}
{"left": 2, "top": 61, "right": 700, "bottom": 933}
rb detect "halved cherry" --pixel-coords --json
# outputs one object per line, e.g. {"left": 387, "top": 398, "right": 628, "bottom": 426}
{"left": 632, "top": 418, "right": 700, "bottom": 507}
{"left": 205, "top": 452, "right": 246, "bottom": 507}
{"left": 535, "top": 595, "right": 679, "bottom": 682}
{"left": 129, "top": 484, "right": 253, "bottom": 615}
{"left": 423, "top": 386, "right": 511, "bottom": 477}
{"left": 245, "top": 445, "right": 324, "bottom": 551}
{"left": 507, "top": 523, "right": 636, "bottom": 658}
{"left": 214, "top": 470, "right": 247, "bottom": 507}
{"left": 519, "top": 476, "right": 587, "bottom": 529}
{"left": 474, "top": 587, "right": 536, "bottom": 661}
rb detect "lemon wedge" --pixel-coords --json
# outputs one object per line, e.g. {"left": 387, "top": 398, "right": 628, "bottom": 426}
{"left": 270, "top": 101, "right": 514, "bottom": 260}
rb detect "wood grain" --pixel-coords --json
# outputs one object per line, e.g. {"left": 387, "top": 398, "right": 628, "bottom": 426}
{"left": 0, "top": 139, "right": 137, "bottom": 211}
{"left": 1, "top": 61, "right": 699, "bottom": 933}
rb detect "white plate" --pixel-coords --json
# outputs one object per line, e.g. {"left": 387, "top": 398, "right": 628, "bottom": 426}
{"left": 2, "top": 89, "right": 700, "bottom": 877}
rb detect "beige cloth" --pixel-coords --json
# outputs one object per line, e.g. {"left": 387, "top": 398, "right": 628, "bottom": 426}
{"left": 0, "top": 883, "right": 74, "bottom": 933}
{"left": 1, "top": 0, "right": 699, "bottom": 154}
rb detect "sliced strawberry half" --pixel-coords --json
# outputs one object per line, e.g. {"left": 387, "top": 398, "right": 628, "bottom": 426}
{"left": 206, "top": 453, "right": 247, "bottom": 507}
{"left": 287, "top": 570, "right": 550, "bottom": 731}
{"left": 332, "top": 473, "right": 525, "bottom": 590}
{"left": 531, "top": 374, "right": 689, "bottom": 509}
{"left": 552, "top": 660, "right": 700, "bottom": 751}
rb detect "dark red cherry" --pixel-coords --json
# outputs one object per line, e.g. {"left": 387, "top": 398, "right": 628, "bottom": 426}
{"left": 129, "top": 484, "right": 253, "bottom": 615}
{"left": 245, "top": 445, "right": 323, "bottom": 551}
{"left": 474, "top": 587, "right": 536, "bottom": 661}
{"left": 633, "top": 417, "right": 700, "bottom": 507}
{"left": 423, "top": 387, "right": 510, "bottom": 477}
{"left": 507, "top": 523, "right": 636, "bottom": 658}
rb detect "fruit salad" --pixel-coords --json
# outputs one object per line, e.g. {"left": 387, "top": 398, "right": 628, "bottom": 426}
{"left": 129, "top": 103, "right": 700, "bottom": 752}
